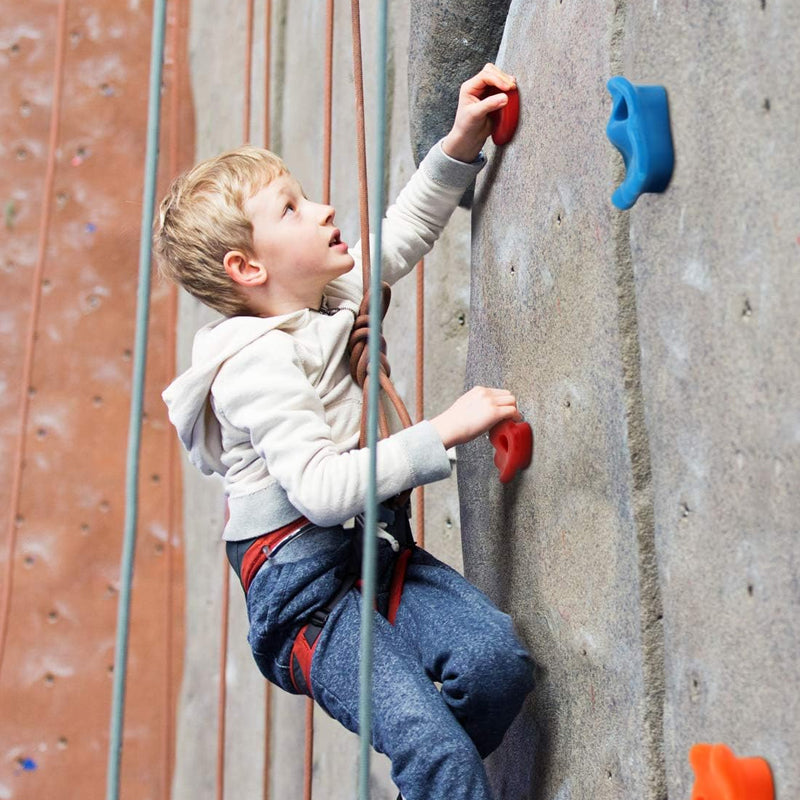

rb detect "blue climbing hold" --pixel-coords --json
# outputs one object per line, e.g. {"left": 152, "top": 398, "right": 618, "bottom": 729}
{"left": 606, "top": 76, "right": 674, "bottom": 210}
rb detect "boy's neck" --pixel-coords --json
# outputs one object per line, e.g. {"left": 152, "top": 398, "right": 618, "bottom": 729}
{"left": 243, "top": 287, "right": 326, "bottom": 318}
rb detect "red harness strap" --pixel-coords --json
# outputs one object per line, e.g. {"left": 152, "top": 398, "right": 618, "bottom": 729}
{"left": 352, "top": 544, "right": 412, "bottom": 622}
{"left": 387, "top": 547, "right": 412, "bottom": 625}
{"left": 240, "top": 516, "right": 309, "bottom": 593}
{"left": 289, "top": 623, "right": 319, "bottom": 696}
{"left": 240, "top": 514, "right": 413, "bottom": 698}
{"left": 289, "top": 570, "right": 358, "bottom": 696}
{"left": 288, "top": 549, "right": 411, "bottom": 696}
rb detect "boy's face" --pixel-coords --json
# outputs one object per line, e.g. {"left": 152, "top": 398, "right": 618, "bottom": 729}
{"left": 243, "top": 174, "right": 354, "bottom": 308}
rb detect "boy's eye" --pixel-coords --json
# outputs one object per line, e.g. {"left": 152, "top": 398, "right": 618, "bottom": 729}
{"left": 283, "top": 203, "right": 294, "bottom": 216}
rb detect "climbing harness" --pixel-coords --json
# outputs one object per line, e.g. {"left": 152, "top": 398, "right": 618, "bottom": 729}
{"left": 234, "top": 504, "right": 415, "bottom": 700}
{"left": 288, "top": 571, "right": 358, "bottom": 697}
{"left": 289, "top": 504, "right": 415, "bottom": 696}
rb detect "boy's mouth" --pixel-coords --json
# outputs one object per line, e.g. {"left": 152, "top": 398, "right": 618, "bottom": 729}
{"left": 329, "top": 229, "right": 347, "bottom": 250}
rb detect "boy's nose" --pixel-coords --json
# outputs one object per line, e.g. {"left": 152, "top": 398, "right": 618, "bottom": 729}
{"left": 318, "top": 203, "right": 335, "bottom": 224}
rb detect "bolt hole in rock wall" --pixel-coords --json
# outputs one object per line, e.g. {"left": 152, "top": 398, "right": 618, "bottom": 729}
{"left": 411, "top": 1, "right": 799, "bottom": 799}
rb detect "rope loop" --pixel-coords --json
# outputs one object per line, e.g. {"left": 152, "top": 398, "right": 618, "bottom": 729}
{"left": 348, "top": 282, "right": 392, "bottom": 387}
{"left": 347, "top": 281, "right": 413, "bottom": 453}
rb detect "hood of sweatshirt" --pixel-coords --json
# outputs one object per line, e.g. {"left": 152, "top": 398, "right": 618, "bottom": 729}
{"left": 162, "top": 310, "right": 310, "bottom": 476}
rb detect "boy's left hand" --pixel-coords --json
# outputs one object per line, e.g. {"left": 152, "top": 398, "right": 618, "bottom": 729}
{"left": 441, "top": 63, "right": 517, "bottom": 163}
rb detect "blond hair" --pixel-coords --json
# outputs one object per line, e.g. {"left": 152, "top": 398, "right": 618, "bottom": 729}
{"left": 154, "top": 145, "right": 289, "bottom": 316}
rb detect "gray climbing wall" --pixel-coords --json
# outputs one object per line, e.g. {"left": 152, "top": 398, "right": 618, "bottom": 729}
{"left": 620, "top": 3, "right": 800, "bottom": 798}
{"left": 407, "top": 1, "right": 800, "bottom": 799}
{"left": 457, "top": 3, "right": 663, "bottom": 797}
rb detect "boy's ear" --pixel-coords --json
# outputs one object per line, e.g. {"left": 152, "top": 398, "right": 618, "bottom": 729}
{"left": 223, "top": 250, "right": 267, "bottom": 288}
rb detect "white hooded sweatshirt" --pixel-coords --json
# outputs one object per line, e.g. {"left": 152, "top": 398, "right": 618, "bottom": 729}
{"left": 162, "top": 142, "right": 485, "bottom": 541}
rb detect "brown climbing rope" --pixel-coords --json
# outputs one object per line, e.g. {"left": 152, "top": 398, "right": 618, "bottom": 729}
{"left": 347, "top": 0, "right": 414, "bottom": 463}
{"left": 348, "top": 285, "right": 414, "bottom": 447}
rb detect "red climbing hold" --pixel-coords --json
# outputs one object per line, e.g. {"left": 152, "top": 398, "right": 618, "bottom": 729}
{"left": 689, "top": 743, "right": 774, "bottom": 800}
{"left": 489, "top": 419, "right": 532, "bottom": 483}
{"left": 487, "top": 86, "right": 519, "bottom": 146}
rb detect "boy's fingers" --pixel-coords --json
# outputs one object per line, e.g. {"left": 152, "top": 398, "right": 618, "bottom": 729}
{"left": 478, "top": 62, "right": 516, "bottom": 86}
{"left": 461, "top": 63, "right": 516, "bottom": 98}
{"left": 471, "top": 92, "right": 508, "bottom": 117}
{"left": 452, "top": 97, "right": 504, "bottom": 138}
{"left": 493, "top": 393, "right": 518, "bottom": 408}
{"left": 483, "top": 62, "right": 516, "bottom": 85}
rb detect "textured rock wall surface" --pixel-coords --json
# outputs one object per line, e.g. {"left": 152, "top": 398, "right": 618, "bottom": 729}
{"left": 458, "top": 4, "right": 659, "bottom": 797}
{"left": 621, "top": 3, "right": 800, "bottom": 798}
{"left": 433, "top": 1, "right": 799, "bottom": 799}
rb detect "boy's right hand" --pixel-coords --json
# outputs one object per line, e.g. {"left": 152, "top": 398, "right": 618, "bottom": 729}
{"left": 431, "top": 386, "right": 522, "bottom": 449}
{"left": 441, "top": 63, "right": 517, "bottom": 164}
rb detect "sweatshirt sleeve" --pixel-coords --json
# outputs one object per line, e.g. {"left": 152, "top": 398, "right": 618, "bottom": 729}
{"left": 327, "top": 140, "right": 485, "bottom": 300}
{"left": 213, "top": 334, "right": 452, "bottom": 527}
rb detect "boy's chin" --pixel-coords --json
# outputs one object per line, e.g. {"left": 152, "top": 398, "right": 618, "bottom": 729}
{"left": 335, "top": 256, "right": 356, "bottom": 275}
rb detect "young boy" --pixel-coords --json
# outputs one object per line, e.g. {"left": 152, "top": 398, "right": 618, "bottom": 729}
{"left": 158, "top": 64, "right": 533, "bottom": 800}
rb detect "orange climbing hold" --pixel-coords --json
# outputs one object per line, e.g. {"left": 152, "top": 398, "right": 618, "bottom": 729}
{"left": 689, "top": 743, "right": 774, "bottom": 800}
{"left": 489, "top": 419, "right": 532, "bottom": 483}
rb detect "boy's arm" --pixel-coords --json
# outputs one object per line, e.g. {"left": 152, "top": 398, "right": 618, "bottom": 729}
{"left": 378, "top": 143, "right": 484, "bottom": 285}
{"left": 327, "top": 143, "right": 482, "bottom": 303}
{"left": 214, "top": 333, "right": 521, "bottom": 527}
{"left": 328, "top": 64, "right": 516, "bottom": 297}
{"left": 214, "top": 335, "right": 452, "bottom": 527}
